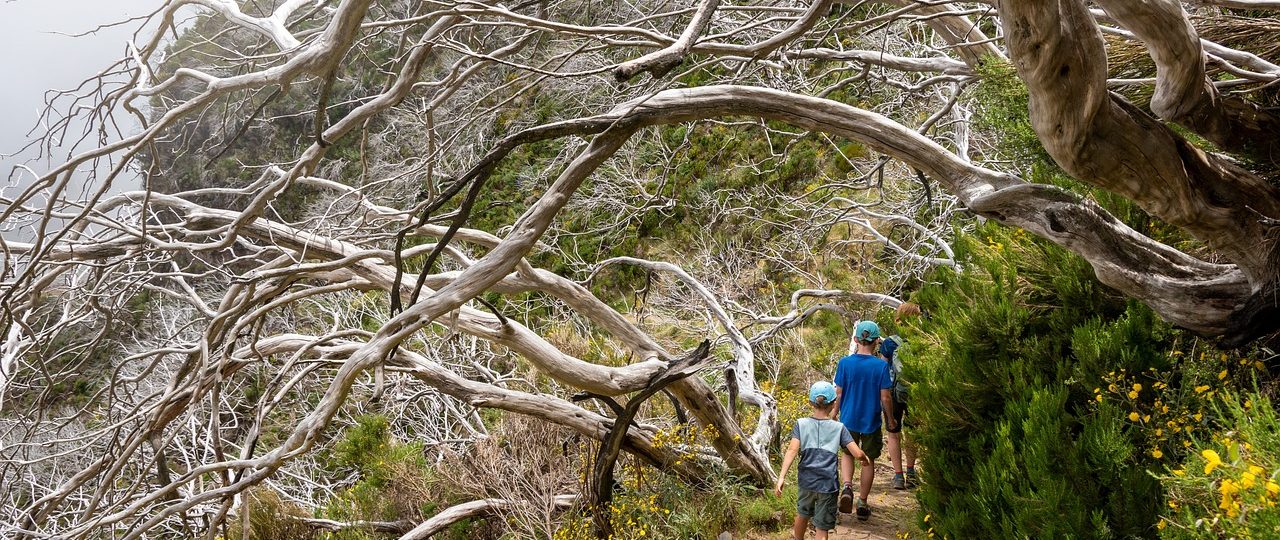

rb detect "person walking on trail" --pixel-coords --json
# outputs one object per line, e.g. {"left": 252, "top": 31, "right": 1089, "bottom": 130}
{"left": 881, "top": 302, "right": 922, "bottom": 490}
{"left": 833, "top": 320, "right": 896, "bottom": 521}
{"left": 775, "top": 381, "right": 871, "bottom": 540}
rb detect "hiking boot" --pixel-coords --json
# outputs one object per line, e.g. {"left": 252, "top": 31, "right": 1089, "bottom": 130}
{"left": 905, "top": 468, "right": 919, "bottom": 488}
{"left": 892, "top": 473, "right": 906, "bottom": 490}
{"left": 856, "top": 498, "right": 871, "bottom": 521}
{"left": 838, "top": 484, "right": 855, "bottom": 514}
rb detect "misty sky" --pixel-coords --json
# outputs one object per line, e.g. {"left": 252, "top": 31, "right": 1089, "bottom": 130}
{"left": 0, "top": 0, "right": 163, "bottom": 179}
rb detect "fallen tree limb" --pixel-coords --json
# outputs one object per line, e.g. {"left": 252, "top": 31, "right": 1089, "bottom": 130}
{"left": 399, "top": 495, "right": 578, "bottom": 540}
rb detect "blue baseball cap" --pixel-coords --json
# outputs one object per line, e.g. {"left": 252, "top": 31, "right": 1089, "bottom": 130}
{"left": 853, "top": 320, "right": 881, "bottom": 343}
{"left": 809, "top": 381, "right": 837, "bottom": 405}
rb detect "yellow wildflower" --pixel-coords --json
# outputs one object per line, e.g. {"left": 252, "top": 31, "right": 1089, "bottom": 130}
{"left": 1151, "top": 449, "right": 1163, "bottom": 459}
{"left": 1220, "top": 478, "right": 1240, "bottom": 496}
{"left": 1219, "top": 480, "right": 1242, "bottom": 516}
{"left": 1202, "top": 449, "right": 1223, "bottom": 474}
{"left": 1128, "top": 412, "right": 1140, "bottom": 422}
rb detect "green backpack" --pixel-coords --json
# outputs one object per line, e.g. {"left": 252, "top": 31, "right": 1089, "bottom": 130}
{"left": 879, "top": 335, "right": 911, "bottom": 402}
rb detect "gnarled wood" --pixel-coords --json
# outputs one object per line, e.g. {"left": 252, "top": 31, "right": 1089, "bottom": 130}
{"left": 999, "top": 0, "right": 1280, "bottom": 343}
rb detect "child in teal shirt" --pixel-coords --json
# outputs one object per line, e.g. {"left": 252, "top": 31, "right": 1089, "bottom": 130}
{"left": 774, "top": 381, "right": 871, "bottom": 538}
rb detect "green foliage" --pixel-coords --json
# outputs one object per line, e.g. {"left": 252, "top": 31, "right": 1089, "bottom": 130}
{"left": 908, "top": 223, "right": 1169, "bottom": 539}
{"left": 319, "top": 414, "right": 445, "bottom": 539}
{"left": 907, "top": 219, "right": 1273, "bottom": 539}
{"left": 971, "top": 60, "right": 1052, "bottom": 170}
{"left": 1161, "top": 391, "right": 1280, "bottom": 538}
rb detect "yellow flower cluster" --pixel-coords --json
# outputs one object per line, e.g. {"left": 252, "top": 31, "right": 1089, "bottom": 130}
{"left": 1163, "top": 408, "right": 1279, "bottom": 540}
{"left": 771, "top": 385, "right": 810, "bottom": 436}
{"left": 1093, "top": 367, "right": 1213, "bottom": 460}
{"left": 651, "top": 423, "right": 721, "bottom": 452}
{"left": 552, "top": 493, "right": 673, "bottom": 540}
{"left": 1197, "top": 439, "right": 1280, "bottom": 520}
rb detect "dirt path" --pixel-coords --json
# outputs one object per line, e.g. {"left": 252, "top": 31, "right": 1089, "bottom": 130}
{"left": 746, "top": 462, "right": 920, "bottom": 540}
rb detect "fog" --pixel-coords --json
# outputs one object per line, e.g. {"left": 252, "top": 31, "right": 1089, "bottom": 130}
{"left": 1, "top": 0, "right": 165, "bottom": 241}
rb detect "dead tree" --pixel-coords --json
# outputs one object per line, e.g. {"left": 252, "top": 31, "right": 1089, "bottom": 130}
{"left": 0, "top": 0, "right": 1277, "bottom": 537}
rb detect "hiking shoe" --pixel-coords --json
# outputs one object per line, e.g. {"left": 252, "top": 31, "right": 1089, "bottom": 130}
{"left": 905, "top": 469, "right": 920, "bottom": 488}
{"left": 891, "top": 473, "right": 906, "bottom": 490}
{"left": 838, "top": 484, "right": 855, "bottom": 513}
{"left": 856, "top": 498, "right": 871, "bottom": 521}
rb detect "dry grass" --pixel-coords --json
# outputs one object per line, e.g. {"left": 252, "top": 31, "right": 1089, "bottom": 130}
{"left": 1108, "top": 14, "right": 1280, "bottom": 107}
{"left": 435, "top": 414, "right": 586, "bottom": 539}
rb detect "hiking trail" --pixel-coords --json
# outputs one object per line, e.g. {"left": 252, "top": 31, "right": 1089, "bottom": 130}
{"left": 747, "top": 462, "right": 921, "bottom": 540}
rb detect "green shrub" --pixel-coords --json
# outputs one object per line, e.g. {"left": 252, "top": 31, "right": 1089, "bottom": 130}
{"left": 319, "top": 414, "right": 440, "bottom": 538}
{"left": 1161, "top": 391, "right": 1280, "bottom": 538}
{"left": 906, "top": 217, "right": 1275, "bottom": 539}
{"left": 908, "top": 223, "right": 1172, "bottom": 538}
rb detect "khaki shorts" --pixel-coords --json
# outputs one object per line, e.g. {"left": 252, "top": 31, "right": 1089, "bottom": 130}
{"left": 848, "top": 428, "right": 884, "bottom": 462}
{"left": 798, "top": 488, "right": 838, "bottom": 531}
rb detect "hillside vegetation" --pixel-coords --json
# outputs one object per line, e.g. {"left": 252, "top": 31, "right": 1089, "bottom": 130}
{"left": 1, "top": 1, "right": 1278, "bottom": 539}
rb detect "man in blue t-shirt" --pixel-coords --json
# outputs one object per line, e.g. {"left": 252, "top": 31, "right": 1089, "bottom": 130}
{"left": 833, "top": 320, "right": 896, "bottom": 521}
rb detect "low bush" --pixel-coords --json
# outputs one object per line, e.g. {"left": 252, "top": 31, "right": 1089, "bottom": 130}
{"left": 1161, "top": 390, "right": 1280, "bottom": 538}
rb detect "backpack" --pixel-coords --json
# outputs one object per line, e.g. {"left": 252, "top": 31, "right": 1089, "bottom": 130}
{"left": 880, "top": 335, "right": 911, "bottom": 402}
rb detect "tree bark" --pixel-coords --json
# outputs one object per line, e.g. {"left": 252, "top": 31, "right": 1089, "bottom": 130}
{"left": 998, "top": 0, "right": 1280, "bottom": 344}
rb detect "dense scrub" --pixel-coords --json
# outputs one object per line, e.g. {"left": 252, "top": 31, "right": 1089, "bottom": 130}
{"left": 902, "top": 221, "right": 1277, "bottom": 539}
{"left": 894, "top": 59, "right": 1280, "bottom": 538}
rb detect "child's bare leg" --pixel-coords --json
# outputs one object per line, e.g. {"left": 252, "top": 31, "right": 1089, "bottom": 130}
{"left": 815, "top": 527, "right": 829, "bottom": 540}
{"left": 792, "top": 516, "right": 809, "bottom": 540}
{"left": 840, "top": 452, "right": 853, "bottom": 487}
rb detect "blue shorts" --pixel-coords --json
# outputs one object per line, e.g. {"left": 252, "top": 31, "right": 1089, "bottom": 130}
{"left": 797, "top": 488, "right": 838, "bottom": 530}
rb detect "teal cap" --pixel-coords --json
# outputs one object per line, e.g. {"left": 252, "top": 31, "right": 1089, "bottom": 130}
{"left": 809, "top": 381, "right": 837, "bottom": 405}
{"left": 853, "top": 320, "right": 881, "bottom": 343}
